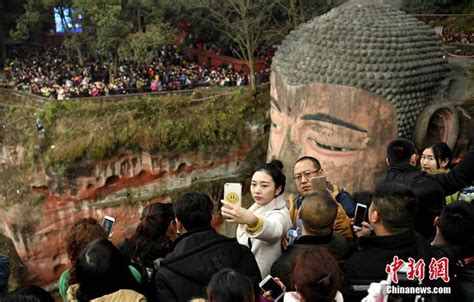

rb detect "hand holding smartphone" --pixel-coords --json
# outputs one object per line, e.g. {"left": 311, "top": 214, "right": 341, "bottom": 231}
{"left": 102, "top": 215, "right": 115, "bottom": 238}
{"left": 311, "top": 175, "right": 327, "bottom": 191}
{"left": 352, "top": 203, "right": 367, "bottom": 231}
{"left": 259, "top": 275, "right": 285, "bottom": 301}
{"left": 223, "top": 183, "right": 242, "bottom": 207}
{"left": 288, "top": 228, "right": 298, "bottom": 246}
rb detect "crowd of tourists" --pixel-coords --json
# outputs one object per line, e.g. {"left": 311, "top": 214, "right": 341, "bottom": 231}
{"left": 441, "top": 31, "right": 474, "bottom": 44}
{"left": 188, "top": 38, "right": 272, "bottom": 59}
{"left": 2, "top": 44, "right": 270, "bottom": 100}
{"left": 1, "top": 138, "right": 473, "bottom": 302}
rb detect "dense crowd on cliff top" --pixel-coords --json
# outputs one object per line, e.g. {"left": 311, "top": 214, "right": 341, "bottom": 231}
{"left": 441, "top": 31, "right": 474, "bottom": 44}
{"left": 2, "top": 44, "right": 271, "bottom": 100}
{"left": 1, "top": 138, "right": 473, "bottom": 302}
{"left": 1, "top": 27, "right": 471, "bottom": 100}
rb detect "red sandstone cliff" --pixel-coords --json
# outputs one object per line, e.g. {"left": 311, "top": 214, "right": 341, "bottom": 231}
{"left": 0, "top": 144, "right": 256, "bottom": 288}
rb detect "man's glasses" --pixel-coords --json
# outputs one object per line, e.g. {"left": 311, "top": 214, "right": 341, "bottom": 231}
{"left": 293, "top": 170, "right": 320, "bottom": 182}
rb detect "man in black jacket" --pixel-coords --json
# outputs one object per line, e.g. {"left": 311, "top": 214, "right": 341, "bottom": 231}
{"left": 343, "top": 182, "right": 431, "bottom": 301}
{"left": 379, "top": 139, "right": 474, "bottom": 195}
{"left": 431, "top": 201, "right": 474, "bottom": 301}
{"left": 271, "top": 190, "right": 350, "bottom": 290}
{"left": 154, "top": 192, "right": 261, "bottom": 302}
{"left": 377, "top": 138, "right": 474, "bottom": 238}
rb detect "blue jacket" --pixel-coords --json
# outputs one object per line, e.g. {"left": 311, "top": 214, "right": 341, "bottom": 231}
{"left": 0, "top": 255, "right": 10, "bottom": 295}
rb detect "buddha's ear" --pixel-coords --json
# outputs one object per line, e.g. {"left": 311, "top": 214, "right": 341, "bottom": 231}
{"left": 413, "top": 102, "right": 459, "bottom": 151}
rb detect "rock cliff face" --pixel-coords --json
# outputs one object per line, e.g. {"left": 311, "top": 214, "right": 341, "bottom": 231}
{"left": 0, "top": 87, "right": 270, "bottom": 288}
{"left": 0, "top": 144, "right": 256, "bottom": 287}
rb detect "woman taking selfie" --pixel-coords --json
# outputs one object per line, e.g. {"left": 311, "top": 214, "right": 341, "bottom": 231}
{"left": 221, "top": 160, "right": 292, "bottom": 278}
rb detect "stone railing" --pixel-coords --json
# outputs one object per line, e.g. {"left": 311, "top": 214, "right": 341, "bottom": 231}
{"left": 0, "top": 87, "right": 194, "bottom": 104}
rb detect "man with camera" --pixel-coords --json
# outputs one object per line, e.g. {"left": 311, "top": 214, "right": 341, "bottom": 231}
{"left": 343, "top": 182, "right": 425, "bottom": 279}
{"left": 288, "top": 156, "right": 353, "bottom": 244}
{"left": 342, "top": 182, "right": 435, "bottom": 301}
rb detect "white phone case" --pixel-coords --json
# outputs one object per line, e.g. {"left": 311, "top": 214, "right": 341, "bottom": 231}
{"left": 353, "top": 203, "right": 367, "bottom": 230}
{"left": 223, "top": 183, "right": 242, "bottom": 207}
{"left": 259, "top": 275, "right": 285, "bottom": 301}
{"left": 102, "top": 215, "right": 115, "bottom": 237}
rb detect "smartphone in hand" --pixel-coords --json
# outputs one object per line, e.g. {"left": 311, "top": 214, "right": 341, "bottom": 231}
{"left": 311, "top": 175, "right": 327, "bottom": 191}
{"left": 259, "top": 275, "right": 284, "bottom": 301}
{"left": 223, "top": 183, "right": 242, "bottom": 207}
{"left": 102, "top": 216, "right": 115, "bottom": 238}
{"left": 353, "top": 203, "right": 367, "bottom": 231}
{"left": 288, "top": 228, "right": 298, "bottom": 246}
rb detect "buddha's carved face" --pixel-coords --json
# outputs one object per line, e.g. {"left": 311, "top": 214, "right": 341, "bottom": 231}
{"left": 268, "top": 71, "right": 397, "bottom": 193}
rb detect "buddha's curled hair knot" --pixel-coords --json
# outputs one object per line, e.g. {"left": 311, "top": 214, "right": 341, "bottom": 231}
{"left": 272, "top": 0, "right": 450, "bottom": 138}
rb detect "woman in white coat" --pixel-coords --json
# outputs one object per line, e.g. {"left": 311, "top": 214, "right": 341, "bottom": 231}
{"left": 221, "top": 160, "right": 292, "bottom": 278}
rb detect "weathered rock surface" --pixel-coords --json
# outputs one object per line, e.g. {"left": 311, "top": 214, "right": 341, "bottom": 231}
{"left": 0, "top": 144, "right": 257, "bottom": 287}
{"left": 0, "top": 86, "right": 270, "bottom": 288}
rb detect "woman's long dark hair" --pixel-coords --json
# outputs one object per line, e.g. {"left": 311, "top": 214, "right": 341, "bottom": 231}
{"left": 65, "top": 218, "right": 107, "bottom": 285}
{"left": 207, "top": 268, "right": 254, "bottom": 302}
{"left": 292, "top": 248, "right": 343, "bottom": 302}
{"left": 129, "top": 203, "right": 175, "bottom": 268}
{"left": 429, "top": 142, "right": 453, "bottom": 170}
{"left": 76, "top": 239, "right": 142, "bottom": 301}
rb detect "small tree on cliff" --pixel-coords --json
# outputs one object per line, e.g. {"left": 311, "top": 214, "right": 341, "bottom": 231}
{"left": 176, "top": 0, "right": 341, "bottom": 93}
{"left": 181, "top": 0, "right": 279, "bottom": 92}
{"left": 272, "top": 0, "right": 344, "bottom": 36}
{"left": 118, "top": 23, "right": 176, "bottom": 64}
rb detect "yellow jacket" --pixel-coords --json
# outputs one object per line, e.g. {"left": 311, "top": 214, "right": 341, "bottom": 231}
{"left": 288, "top": 191, "right": 353, "bottom": 245}
{"left": 67, "top": 284, "right": 147, "bottom": 302}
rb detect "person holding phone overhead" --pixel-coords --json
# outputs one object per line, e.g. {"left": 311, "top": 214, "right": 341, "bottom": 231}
{"left": 289, "top": 156, "right": 353, "bottom": 245}
{"left": 222, "top": 160, "right": 292, "bottom": 278}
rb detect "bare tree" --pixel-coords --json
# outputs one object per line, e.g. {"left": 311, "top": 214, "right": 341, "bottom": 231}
{"left": 190, "top": 0, "right": 278, "bottom": 92}
{"left": 182, "top": 0, "right": 341, "bottom": 92}
{"left": 272, "top": 0, "right": 342, "bottom": 36}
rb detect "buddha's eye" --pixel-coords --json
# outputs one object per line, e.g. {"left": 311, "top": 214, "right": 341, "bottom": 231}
{"left": 304, "top": 120, "right": 369, "bottom": 153}
{"left": 307, "top": 138, "right": 355, "bottom": 152}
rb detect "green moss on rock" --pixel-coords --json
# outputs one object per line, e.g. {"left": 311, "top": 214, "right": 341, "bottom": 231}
{"left": 0, "top": 86, "right": 270, "bottom": 206}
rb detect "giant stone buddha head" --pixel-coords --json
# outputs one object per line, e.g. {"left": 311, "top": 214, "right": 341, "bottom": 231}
{"left": 269, "top": 0, "right": 456, "bottom": 192}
